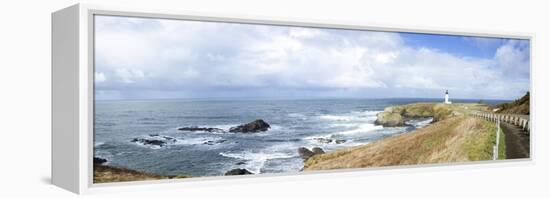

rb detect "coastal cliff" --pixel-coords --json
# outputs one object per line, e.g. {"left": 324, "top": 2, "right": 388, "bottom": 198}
{"left": 304, "top": 103, "right": 504, "bottom": 170}
{"left": 373, "top": 103, "right": 458, "bottom": 127}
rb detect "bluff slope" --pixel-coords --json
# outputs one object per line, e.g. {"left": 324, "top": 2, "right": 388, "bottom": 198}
{"left": 305, "top": 103, "right": 504, "bottom": 170}
{"left": 495, "top": 92, "right": 529, "bottom": 115}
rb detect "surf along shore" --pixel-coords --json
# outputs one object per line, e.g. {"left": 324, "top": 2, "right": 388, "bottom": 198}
{"left": 95, "top": 97, "right": 529, "bottom": 183}
{"left": 304, "top": 102, "right": 506, "bottom": 170}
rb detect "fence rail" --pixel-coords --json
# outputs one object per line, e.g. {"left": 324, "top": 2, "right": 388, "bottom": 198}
{"left": 493, "top": 120, "right": 501, "bottom": 160}
{"left": 472, "top": 112, "right": 530, "bottom": 133}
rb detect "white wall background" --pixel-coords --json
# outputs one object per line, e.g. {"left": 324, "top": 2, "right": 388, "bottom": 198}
{"left": 0, "top": 0, "right": 548, "bottom": 197}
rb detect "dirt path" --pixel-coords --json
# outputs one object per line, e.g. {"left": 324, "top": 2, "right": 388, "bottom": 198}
{"left": 500, "top": 122, "right": 530, "bottom": 159}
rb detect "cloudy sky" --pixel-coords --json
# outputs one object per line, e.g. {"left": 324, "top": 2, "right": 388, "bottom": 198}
{"left": 94, "top": 15, "right": 530, "bottom": 100}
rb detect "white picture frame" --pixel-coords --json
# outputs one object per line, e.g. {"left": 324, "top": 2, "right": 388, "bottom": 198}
{"left": 52, "top": 3, "right": 534, "bottom": 194}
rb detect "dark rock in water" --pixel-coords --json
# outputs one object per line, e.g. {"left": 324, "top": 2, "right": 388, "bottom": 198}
{"left": 203, "top": 139, "right": 227, "bottom": 145}
{"left": 298, "top": 147, "right": 325, "bottom": 160}
{"left": 229, "top": 119, "right": 270, "bottom": 133}
{"left": 131, "top": 138, "right": 167, "bottom": 147}
{"left": 149, "top": 133, "right": 159, "bottom": 137}
{"left": 235, "top": 161, "right": 246, "bottom": 165}
{"left": 144, "top": 139, "right": 166, "bottom": 146}
{"left": 163, "top": 136, "right": 177, "bottom": 143}
{"left": 224, "top": 168, "right": 253, "bottom": 175}
{"left": 312, "top": 137, "right": 345, "bottom": 144}
{"left": 335, "top": 139, "right": 346, "bottom": 144}
{"left": 93, "top": 157, "right": 107, "bottom": 165}
{"left": 313, "top": 137, "right": 333, "bottom": 144}
{"left": 298, "top": 147, "right": 315, "bottom": 159}
{"left": 178, "top": 126, "right": 225, "bottom": 133}
{"left": 312, "top": 147, "right": 325, "bottom": 155}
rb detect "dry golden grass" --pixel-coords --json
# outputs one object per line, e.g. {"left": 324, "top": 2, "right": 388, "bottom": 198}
{"left": 94, "top": 165, "right": 190, "bottom": 183}
{"left": 304, "top": 115, "right": 500, "bottom": 170}
{"left": 495, "top": 92, "right": 529, "bottom": 115}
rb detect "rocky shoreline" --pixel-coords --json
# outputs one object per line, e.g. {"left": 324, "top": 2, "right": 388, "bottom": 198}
{"left": 96, "top": 119, "right": 278, "bottom": 181}
{"left": 96, "top": 104, "right": 456, "bottom": 182}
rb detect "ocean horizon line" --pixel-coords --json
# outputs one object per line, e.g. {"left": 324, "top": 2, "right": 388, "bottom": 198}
{"left": 94, "top": 96, "right": 513, "bottom": 103}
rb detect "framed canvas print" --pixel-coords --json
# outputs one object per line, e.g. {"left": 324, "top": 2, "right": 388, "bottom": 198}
{"left": 52, "top": 4, "right": 533, "bottom": 194}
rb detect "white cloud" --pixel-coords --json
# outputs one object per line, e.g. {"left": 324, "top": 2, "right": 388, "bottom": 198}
{"left": 115, "top": 68, "right": 145, "bottom": 83}
{"left": 94, "top": 16, "right": 530, "bottom": 100}
{"left": 289, "top": 28, "right": 322, "bottom": 39}
{"left": 95, "top": 72, "right": 106, "bottom": 83}
{"left": 494, "top": 40, "right": 530, "bottom": 77}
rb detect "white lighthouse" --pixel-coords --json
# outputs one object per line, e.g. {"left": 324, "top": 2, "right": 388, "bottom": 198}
{"left": 444, "top": 90, "right": 452, "bottom": 104}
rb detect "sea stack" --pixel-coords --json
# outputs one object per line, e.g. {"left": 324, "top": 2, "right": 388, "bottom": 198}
{"left": 229, "top": 119, "right": 271, "bottom": 133}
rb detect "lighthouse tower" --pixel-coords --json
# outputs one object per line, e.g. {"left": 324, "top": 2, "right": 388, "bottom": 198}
{"left": 444, "top": 90, "right": 452, "bottom": 104}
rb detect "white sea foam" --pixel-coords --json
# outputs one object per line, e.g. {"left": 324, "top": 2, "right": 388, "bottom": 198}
{"left": 319, "top": 115, "right": 353, "bottom": 121}
{"left": 379, "top": 126, "right": 408, "bottom": 135}
{"left": 352, "top": 110, "right": 380, "bottom": 116}
{"left": 219, "top": 150, "right": 295, "bottom": 174}
{"left": 287, "top": 113, "right": 307, "bottom": 120}
{"left": 405, "top": 117, "right": 433, "bottom": 128}
{"left": 173, "top": 137, "right": 221, "bottom": 145}
{"left": 132, "top": 135, "right": 197, "bottom": 149}
{"left": 319, "top": 111, "right": 381, "bottom": 122}
{"left": 304, "top": 123, "right": 381, "bottom": 145}
{"left": 133, "top": 142, "right": 164, "bottom": 149}
{"left": 336, "top": 123, "right": 383, "bottom": 135}
{"left": 269, "top": 124, "right": 283, "bottom": 131}
{"left": 327, "top": 123, "right": 357, "bottom": 128}
{"left": 211, "top": 124, "right": 240, "bottom": 131}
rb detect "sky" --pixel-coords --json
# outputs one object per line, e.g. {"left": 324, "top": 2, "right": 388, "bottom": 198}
{"left": 94, "top": 15, "right": 530, "bottom": 101}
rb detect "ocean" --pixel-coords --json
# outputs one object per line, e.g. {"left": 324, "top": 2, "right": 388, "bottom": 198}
{"left": 94, "top": 98, "right": 507, "bottom": 177}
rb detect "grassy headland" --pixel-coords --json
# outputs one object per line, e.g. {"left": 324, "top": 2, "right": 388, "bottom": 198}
{"left": 494, "top": 92, "right": 530, "bottom": 115}
{"left": 94, "top": 164, "right": 190, "bottom": 183}
{"left": 305, "top": 103, "right": 505, "bottom": 170}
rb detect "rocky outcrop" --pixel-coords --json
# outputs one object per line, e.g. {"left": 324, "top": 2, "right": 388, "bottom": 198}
{"left": 162, "top": 136, "right": 175, "bottom": 141}
{"left": 374, "top": 111, "right": 405, "bottom": 127}
{"left": 224, "top": 168, "right": 253, "bottom": 175}
{"left": 314, "top": 137, "right": 332, "bottom": 144}
{"left": 203, "top": 139, "right": 227, "bottom": 145}
{"left": 229, "top": 119, "right": 270, "bottom": 133}
{"left": 298, "top": 147, "right": 325, "bottom": 160}
{"left": 298, "top": 147, "right": 315, "bottom": 159}
{"left": 131, "top": 136, "right": 176, "bottom": 147}
{"left": 335, "top": 139, "right": 346, "bottom": 144}
{"left": 313, "top": 137, "right": 346, "bottom": 144}
{"left": 178, "top": 126, "right": 225, "bottom": 133}
{"left": 131, "top": 138, "right": 166, "bottom": 147}
{"left": 178, "top": 119, "right": 270, "bottom": 134}
{"left": 94, "top": 157, "right": 107, "bottom": 165}
{"left": 312, "top": 147, "right": 325, "bottom": 155}
{"left": 374, "top": 103, "right": 436, "bottom": 127}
